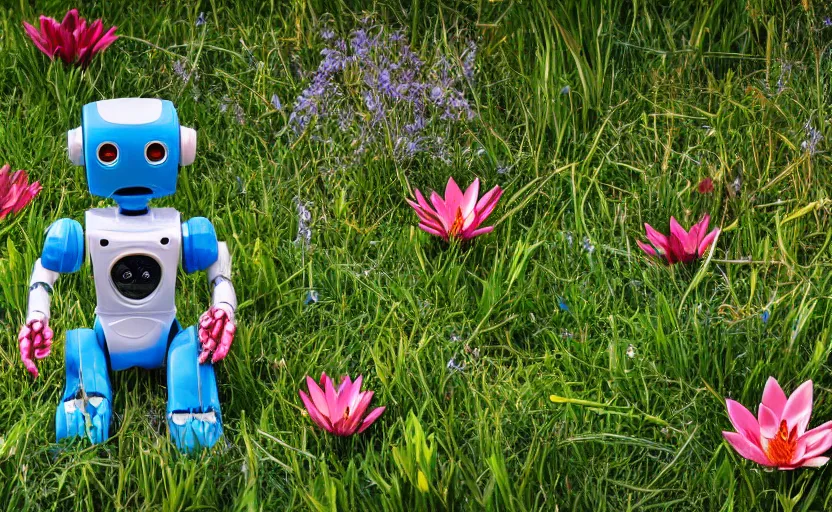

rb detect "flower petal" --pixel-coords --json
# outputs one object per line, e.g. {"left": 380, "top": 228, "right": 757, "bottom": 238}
{"left": 444, "top": 177, "right": 464, "bottom": 213}
{"left": 300, "top": 390, "right": 333, "bottom": 432}
{"left": 460, "top": 178, "right": 480, "bottom": 217}
{"left": 91, "top": 26, "right": 118, "bottom": 54}
{"left": 419, "top": 223, "right": 448, "bottom": 240}
{"left": 800, "top": 421, "right": 832, "bottom": 459}
{"left": 782, "top": 380, "right": 813, "bottom": 437}
{"left": 797, "top": 456, "right": 829, "bottom": 468}
{"left": 357, "top": 406, "right": 386, "bottom": 433}
{"left": 463, "top": 225, "right": 494, "bottom": 239}
{"left": 306, "top": 375, "right": 330, "bottom": 418}
{"left": 697, "top": 229, "right": 719, "bottom": 257}
{"left": 762, "top": 377, "right": 788, "bottom": 418}
{"left": 722, "top": 431, "right": 773, "bottom": 466}
{"left": 726, "top": 399, "right": 761, "bottom": 442}
{"left": 637, "top": 240, "right": 658, "bottom": 257}
{"left": 643, "top": 223, "right": 669, "bottom": 253}
{"left": 474, "top": 186, "right": 502, "bottom": 222}
{"left": 669, "top": 217, "right": 695, "bottom": 255}
{"left": 758, "top": 403, "right": 780, "bottom": 439}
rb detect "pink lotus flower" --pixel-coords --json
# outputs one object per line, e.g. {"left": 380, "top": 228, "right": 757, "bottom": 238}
{"left": 299, "top": 373, "right": 386, "bottom": 436}
{"left": 23, "top": 9, "right": 118, "bottom": 68}
{"left": 637, "top": 215, "right": 719, "bottom": 264}
{"left": 723, "top": 378, "right": 832, "bottom": 470}
{"left": 407, "top": 177, "right": 502, "bottom": 241}
{"left": 0, "top": 165, "right": 41, "bottom": 220}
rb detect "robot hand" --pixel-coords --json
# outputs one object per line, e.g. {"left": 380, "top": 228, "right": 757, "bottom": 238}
{"left": 197, "top": 305, "right": 236, "bottom": 364}
{"left": 18, "top": 314, "right": 54, "bottom": 378}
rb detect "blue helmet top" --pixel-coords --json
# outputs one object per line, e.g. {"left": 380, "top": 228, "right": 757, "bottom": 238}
{"left": 67, "top": 98, "right": 197, "bottom": 212}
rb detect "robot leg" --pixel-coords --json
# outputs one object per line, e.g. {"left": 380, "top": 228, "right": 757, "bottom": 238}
{"left": 166, "top": 325, "right": 223, "bottom": 452}
{"left": 55, "top": 326, "right": 113, "bottom": 444}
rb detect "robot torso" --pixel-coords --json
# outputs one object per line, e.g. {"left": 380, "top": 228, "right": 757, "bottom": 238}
{"left": 86, "top": 207, "right": 181, "bottom": 369}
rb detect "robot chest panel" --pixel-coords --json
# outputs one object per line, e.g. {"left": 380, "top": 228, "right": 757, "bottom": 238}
{"left": 85, "top": 208, "right": 181, "bottom": 307}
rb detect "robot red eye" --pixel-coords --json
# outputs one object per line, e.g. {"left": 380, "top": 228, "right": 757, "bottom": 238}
{"left": 97, "top": 143, "right": 118, "bottom": 165}
{"left": 145, "top": 142, "right": 166, "bottom": 163}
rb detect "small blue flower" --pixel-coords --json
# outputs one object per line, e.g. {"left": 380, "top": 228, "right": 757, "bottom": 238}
{"left": 824, "top": 17, "right": 832, "bottom": 27}
{"left": 582, "top": 236, "right": 595, "bottom": 253}
{"left": 761, "top": 310, "right": 771, "bottom": 324}
{"left": 560, "top": 85, "right": 570, "bottom": 95}
{"left": 304, "top": 290, "right": 319, "bottom": 305}
{"left": 196, "top": 12, "right": 206, "bottom": 27}
{"left": 271, "top": 94, "right": 282, "bottom": 111}
{"left": 558, "top": 297, "right": 569, "bottom": 312}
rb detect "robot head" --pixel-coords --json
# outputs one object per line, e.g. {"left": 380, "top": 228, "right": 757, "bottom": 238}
{"left": 66, "top": 98, "right": 197, "bottom": 212}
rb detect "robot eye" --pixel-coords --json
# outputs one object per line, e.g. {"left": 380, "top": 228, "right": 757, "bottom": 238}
{"left": 122, "top": 270, "right": 133, "bottom": 280}
{"left": 145, "top": 142, "right": 167, "bottom": 164}
{"left": 97, "top": 142, "right": 118, "bottom": 165}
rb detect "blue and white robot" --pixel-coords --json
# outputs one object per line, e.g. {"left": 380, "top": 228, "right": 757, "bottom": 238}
{"left": 17, "top": 98, "right": 238, "bottom": 452}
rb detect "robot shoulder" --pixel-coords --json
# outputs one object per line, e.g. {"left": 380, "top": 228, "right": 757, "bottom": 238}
{"left": 181, "top": 217, "right": 218, "bottom": 273}
{"left": 41, "top": 218, "right": 84, "bottom": 273}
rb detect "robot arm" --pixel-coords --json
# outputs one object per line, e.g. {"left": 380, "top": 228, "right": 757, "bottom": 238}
{"left": 198, "top": 242, "right": 237, "bottom": 364}
{"left": 182, "top": 218, "right": 237, "bottom": 364}
{"left": 207, "top": 242, "right": 237, "bottom": 320}
{"left": 19, "top": 218, "right": 84, "bottom": 378}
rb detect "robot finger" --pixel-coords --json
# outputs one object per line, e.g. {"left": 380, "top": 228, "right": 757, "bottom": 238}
{"left": 19, "top": 336, "right": 36, "bottom": 370}
{"left": 199, "top": 312, "right": 213, "bottom": 329}
{"left": 34, "top": 342, "right": 52, "bottom": 359}
{"left": 198, "top": 348, "right": 212, "bottom": 364}
{"left": 210, "top": 319, "right": 223, "bottom": 340}
{"left": 211, "top": 326, "right": 235, "bottom": 363}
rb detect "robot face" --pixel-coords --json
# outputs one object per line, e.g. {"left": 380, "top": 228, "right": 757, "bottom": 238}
{"left": 67, "top": 98, "right": 197, "bottom": 212}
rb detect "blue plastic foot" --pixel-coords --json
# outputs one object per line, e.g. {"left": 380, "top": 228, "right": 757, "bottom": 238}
{"left": 166, "top": 325, "right": 223, "bottom": 452}
{"left": 55, "top": 327, "right": 113, "bottom": 445}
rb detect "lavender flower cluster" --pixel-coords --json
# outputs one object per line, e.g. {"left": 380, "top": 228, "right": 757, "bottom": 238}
{"left": 288, "top": 20, "right": 477, "bottom": 167}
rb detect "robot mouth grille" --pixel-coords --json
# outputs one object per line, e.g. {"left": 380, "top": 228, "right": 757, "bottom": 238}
{"left": 114, "top": 186, "right": 153, "bottom": 196}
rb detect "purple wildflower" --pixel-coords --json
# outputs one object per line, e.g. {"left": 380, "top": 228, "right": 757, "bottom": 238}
{"left": 287, "top": 19, "right": 477, "bottom": 165}
{"left": 801, "top": 120, "right": 823, "bottom": 156}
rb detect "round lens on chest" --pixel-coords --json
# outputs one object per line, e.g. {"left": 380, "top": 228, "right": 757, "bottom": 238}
{"left": 110, "top": 255, "right": 162, "bottom": 300}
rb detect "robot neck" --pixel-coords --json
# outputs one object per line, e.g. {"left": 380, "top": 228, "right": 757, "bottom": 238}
{"left": 114, "top": 195, "right": 151, "bottom": 215}
{"left": 119, "top": 206, "right": 150, "bottom": 216}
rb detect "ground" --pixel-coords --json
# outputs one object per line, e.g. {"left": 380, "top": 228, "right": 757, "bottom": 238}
{"left": 1, "top": 1, "right": 832, "bottom": 510}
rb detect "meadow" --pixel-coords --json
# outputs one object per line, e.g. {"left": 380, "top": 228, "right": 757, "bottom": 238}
{"left": 1, "top": 0, "right": 832, "bottom": 510}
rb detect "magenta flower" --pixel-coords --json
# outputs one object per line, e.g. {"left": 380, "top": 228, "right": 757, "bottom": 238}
{"left": 723, "top": 378, "right": 832, "bottom": 469}
{"left": 637, "top": 215, "right": 719, "bottom": 264}
{"left": 407, "top": 177, "right": 502, "bottom": 241}
{"left": 697, "top": 177, "right": 714, "bottom": 194}
{"left": 299, "top": 373, "right": 386, "bottom": 436}
{"left": 0, "top": 165, "right": 41, "bottom": 220}
{"left": 23, "top": 9, "right": 118, "bottom": 68}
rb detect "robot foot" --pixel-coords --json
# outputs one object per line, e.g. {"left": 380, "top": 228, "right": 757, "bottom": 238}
{"left": 168, "top": 409, "right": 223, "bottom": 453}
{"left": 56, "top": 327, "right": 113, "bottom": 445}
{"left": 167, "top": 325, "right": 224, "bottom": 453}
{"left": 56, "top": 394, "right": 112, "bottom": 444}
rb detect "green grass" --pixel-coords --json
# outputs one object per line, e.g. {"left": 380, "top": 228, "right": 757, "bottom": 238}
{"left": 1, "top": 0, "right": 832, "bottom": 509}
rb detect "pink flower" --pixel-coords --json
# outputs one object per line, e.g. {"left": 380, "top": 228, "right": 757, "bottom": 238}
{"left": 0, "top": 165, "right": 41, "bottom": 220}
{"left": 299, "top": 373, "right": 386, "bottom": 436}
{"left": 23, "top": 9, "right": 118, "bottom": 68}
{"left": 723, "top": 378, "right": 832, "bottom": 470}
{"left": 697, "top": 177, "right": 714, "bottom": 194}
{"left": 407, "top": 177, "right": 502, "bottom": 241}
{"left": 637, "top": 215, "right": 719, "bottom": 264}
